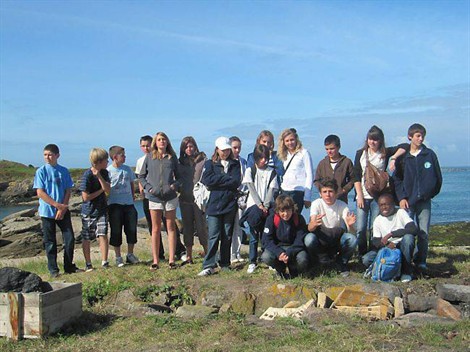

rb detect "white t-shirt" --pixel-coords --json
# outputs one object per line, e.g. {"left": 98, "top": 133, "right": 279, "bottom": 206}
{"left": 135, "top": 154, "right": 146, "bottom": 175}
{"left": 372, "top": 209, "right": 414, "bottom": 244}
{"left": 310, "top": 198, "right": 349, "bottom": 230}
{"left": 360, "top": 150, "right": 386, "bottom": 199}
{"left": 242, "top": 166, "right": 278, "bottom": 209}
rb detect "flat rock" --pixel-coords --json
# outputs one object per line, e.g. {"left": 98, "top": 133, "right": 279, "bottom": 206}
{"left": 436, "top": 283, "right": 470, "bottom": 303}
{"left": 231, "top": 292, "right": 256, "bottom": 315}
{"left": 175, "top": 305, "right": 218, "bottom": 319}
{"left": 1, "top": 217, "right": 41, "bottom": 237}
{"left": 1, "top": 208, "right": 37, "bottom": 222}
{"left": 200, "top": 289, "right": 232, "bottom": 308}
{"left": 406, "top": 294, "right": 437, "bottom": 312}
{"left": 436, "top": 298, "right": 462, "bottom": 321}
{"left": 392, "top": 312, "right": 455, "bottom": 328}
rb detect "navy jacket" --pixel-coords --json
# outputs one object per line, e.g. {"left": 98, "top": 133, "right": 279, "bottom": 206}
{"left": 201, "top": 158, "right": 241, "bottom": 216}
{"left": 392, "top": 145, "right": 442, "bottom": 207}
{"left": 262, "top": 213, "right": 307, "bottom": 259}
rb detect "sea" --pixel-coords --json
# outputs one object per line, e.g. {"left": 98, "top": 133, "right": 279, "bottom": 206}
{"left": 1, "top": 167, "right": 469, "bottom": 225}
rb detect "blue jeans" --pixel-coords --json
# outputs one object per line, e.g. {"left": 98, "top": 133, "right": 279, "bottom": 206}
{"left": 362, "top": 234, "right": 415, "bottom": 275}
{"left": 202, "top": 209, "right": 236, "bottom": 269}
{"left": 356, "top": 198, "right": 379, "bottom": 255}
{"left": 304, "top": 232, "right": 357, "bottom": 265}
{"left": 280, "top": 190, "right": 305, "bottom": 214}
{"left": 41, "top": 211, "right": 75, "bottom": 274}
{"left": 108, "top": 204, "right": 138, "bottom": 247}
{"left": 248, "top": 226, "right": 262, "bottom": 264}
{"left": 408, "top": 200, "right": 431, "bottom": 266}
{"left": 261, "top": 247, "right": 310, "bottom": 277}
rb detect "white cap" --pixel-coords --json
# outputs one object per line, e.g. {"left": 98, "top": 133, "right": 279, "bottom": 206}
{"left": 215, "top": 136, "right": 232, "bottom": 150}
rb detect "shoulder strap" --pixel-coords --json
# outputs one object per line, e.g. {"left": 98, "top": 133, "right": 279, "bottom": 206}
{"left": 273, "top": 214, "right": 280, "bottom": 229}
{"left": 251, "top": 166, "right": 257, "bottom": 182}
{"left": 284, "top": 152, "right": 298, "bottom": 173}
{"left": 267, "top": 168, "right": 277, "bottom": 188}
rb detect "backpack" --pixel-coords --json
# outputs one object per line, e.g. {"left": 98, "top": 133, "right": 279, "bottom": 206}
{"left": 369, "top": 247, "right": 402, "bottom": 282}
{"left": 364, "top": 152, "right": 389, "bottom": 197}
{"left": 193, "top": 181, "right": 210, "bottom": 212}
{"left": 273, "top": 212, "right": 299, "bottom": 228}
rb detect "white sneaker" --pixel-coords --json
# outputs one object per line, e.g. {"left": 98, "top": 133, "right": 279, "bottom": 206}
{"left": 237, "top": 255, "right": 245, "bottom": 262}
{"left": 247, "top": 263, "right": 257, "bottom": 274}
{"left": 180, "top": 253, "right": 188, "bottom": 262}
{"left": 126, "top": 253, "right": 140, "bottom": 264}
{"left": 116, "top": 256, "right": 125, "bottom": 268}
{"left": 197, "top": 268, "right": 215, "bottom": 276}
{"left": 401, "top": 274, "right": 412, "bottom": 283}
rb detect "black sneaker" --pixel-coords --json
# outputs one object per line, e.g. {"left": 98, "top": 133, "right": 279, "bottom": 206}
{"left": 65, "top": 265, "right": 84, "bottom": 274}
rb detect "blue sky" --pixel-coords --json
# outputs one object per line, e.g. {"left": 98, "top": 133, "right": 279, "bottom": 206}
{"left": 1, "top": 0, "right": 469, "bottom": 167}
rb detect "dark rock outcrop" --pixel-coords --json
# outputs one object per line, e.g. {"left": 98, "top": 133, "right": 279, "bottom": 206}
{"left": 0, "top": 267, "right": 47, "bottom": 293}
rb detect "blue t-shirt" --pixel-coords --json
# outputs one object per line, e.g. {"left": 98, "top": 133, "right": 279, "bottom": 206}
{"left": 33, "top": 164, "right": 74, "bottom": 219}
{"left": 107, "top": 164, "right": 135, "bottom": 205}
{"left": 79, "top": 168, "right": 110, "bottom": 216}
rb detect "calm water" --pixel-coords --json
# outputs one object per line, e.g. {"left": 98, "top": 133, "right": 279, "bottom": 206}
{"left": 1, "top": 168, "right": 469, "bottom": 224}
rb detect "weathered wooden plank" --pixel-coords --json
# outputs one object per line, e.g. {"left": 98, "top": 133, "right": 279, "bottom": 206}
{"left": 7, "top": 292, "right": 23, "bottom": 340}
{"left": 22, "top": 306, "right": 41, "bottom": 323}
{"left": 0, "top": 320, "right": 7, "bottom": 336}
{"left": 22, "top": 292, "right": 40, "bottom": 306}
{"left": 22, "top": 320, "right": 41, "bottom": 338}
{"left": 42, "top": 296, "right": 83, "bottom": 324}
{"left": 0, "top": 293, "right": 10, "bottom": 305}
{"left": 40, "top": 283, "right": 81, "bottom": 307}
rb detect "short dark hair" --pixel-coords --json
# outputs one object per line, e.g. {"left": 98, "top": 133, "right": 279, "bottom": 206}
{"left": 44, "top": 144, "right": 59, "bottom": 154}
{"left": 253, "top": 144, "right": 270, "bottom": 165}
{"left": 140, "top": 135, "right": 152, "bottom": 143}
{"left": 378, "top": 193, "right": 394, "bottom": 203}
{"left": 229, "top": 136, "right": 241, "bottom": 144}
{"left": 408, "top": 123, "right": 426, "bottom": 138}
{"left": 324, "top": 134, "right": 341, "bottom": 148}
{"left": 319, "top": 179, "right": 338, "bottom": 192}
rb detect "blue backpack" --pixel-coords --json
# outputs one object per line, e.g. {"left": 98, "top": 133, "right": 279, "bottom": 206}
{"left": 370, "top": 247, "right": 402, "bottom": 282}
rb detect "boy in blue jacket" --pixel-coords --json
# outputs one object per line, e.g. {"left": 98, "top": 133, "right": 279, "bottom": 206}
{"left": 392, "top": 123, "right": 442, "bottom": 271}
{"left": 261, "top": 194, "right": 310, "bottom": 278}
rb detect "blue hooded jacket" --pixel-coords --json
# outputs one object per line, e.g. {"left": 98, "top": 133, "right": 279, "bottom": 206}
{"left": 201, "top": 158, "right": 241, "bottom": 216}
{"left": 392, "top": 145, "right": 442, "bottom": 207}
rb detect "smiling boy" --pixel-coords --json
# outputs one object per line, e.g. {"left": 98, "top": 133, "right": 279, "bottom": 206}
{"left": 392, "top": 123, "right": 442, "bottom": 271}
{"left": 305, "top": 179, "right": 357, "bottom": 277}
{"left": 314, "top": 135, "right": 354, "bottom": 204}
{"left": 362, "top": 193, "right": 418, "bottom": 282}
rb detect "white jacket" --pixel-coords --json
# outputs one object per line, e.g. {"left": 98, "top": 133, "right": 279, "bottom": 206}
{"left": 280, "top": 148, "right": 314, "bottom": 201}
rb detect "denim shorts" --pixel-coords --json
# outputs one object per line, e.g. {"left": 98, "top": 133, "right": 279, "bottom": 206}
{"left": 80, "top": 213, "right": 108, "bottom": 241}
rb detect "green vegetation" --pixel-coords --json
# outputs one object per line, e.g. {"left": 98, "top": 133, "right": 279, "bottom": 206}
{"left": 0, "top": 240, "right": 468, "bottom": 351}
{"left": 0, "top": 160, "right": 36, "bottom": 181}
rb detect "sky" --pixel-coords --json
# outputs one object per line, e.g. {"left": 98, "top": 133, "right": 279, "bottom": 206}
{"left": 1, "top": 0, "right": 469, "bottom": 168}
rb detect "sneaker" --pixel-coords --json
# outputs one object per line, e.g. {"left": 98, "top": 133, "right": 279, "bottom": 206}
{"left": 126, "top": 253, "right": 140, "bottom": 264}
{"left": 180, "top": 253, "right": 188, "bottom": 262}
{"left": 198, "top": 267, "right": 215, "bottom": 276}
{"left": 85, "top": 263, "right": 94, "bottom": 272}
{"left": 338, "top": 263, "right": 350, "bottom": 277}
{"left": 116, "top": 256, "right": 125, "bottom": 268}
{"left": 401, "top": 274, "right": 412, "bottom": 283}
{"left": 220, "top": 266, "right": 231, "bottom": 273}
{"left": 247, "top": 263, "right": 257, "bottom": 274}
{"left": 50, "top": 271, "right": 60, "bottom": 278}
{"left": 65, "top": 264, "right": 84, "bottom": 274}
{"left": 231, "top": 257, "right": 239, "bottom": 264}
{"left": 416, "top": 263, "right": 428, "bottom": 271}
{"left": 237, "top": 255, "right": 245, "bottom": 262}
{"left": 101, "top": 261, "right": 110, "bottom": 269}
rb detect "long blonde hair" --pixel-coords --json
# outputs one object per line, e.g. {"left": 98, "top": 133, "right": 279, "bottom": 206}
{"left": 277, "top": 128, "right": 303, "bottom": 161}
{"left": 151, "top": 132, "right": 176, "bottom": 160}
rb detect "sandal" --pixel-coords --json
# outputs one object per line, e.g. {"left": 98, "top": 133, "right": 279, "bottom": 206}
{"left": 150, "top": 263, "right": 159, "bottom": 271}
{"left": 181, "top": 259, "right": 194, "bottom": 266}
{"left": 168, "top": 262, "right": 178, "bottom": 270}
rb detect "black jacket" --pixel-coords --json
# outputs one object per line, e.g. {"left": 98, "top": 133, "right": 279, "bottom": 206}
{"left": 392, "top": 145, "right": 442, "bottom": 207}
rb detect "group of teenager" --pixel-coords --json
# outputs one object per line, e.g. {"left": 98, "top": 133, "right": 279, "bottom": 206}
{"left": 34, "top": 123, "right": 442, "bottom": 283}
